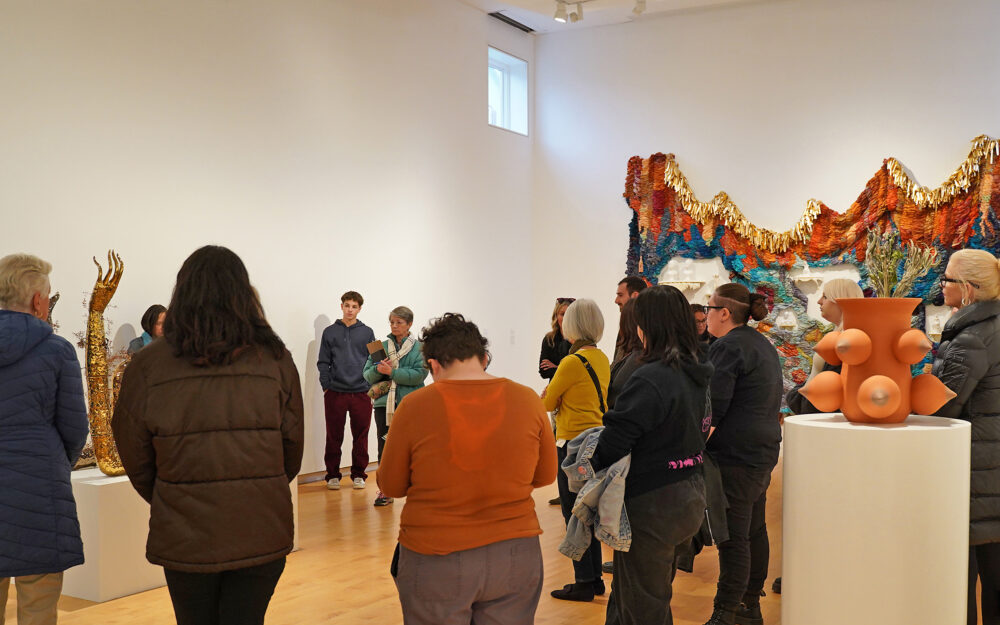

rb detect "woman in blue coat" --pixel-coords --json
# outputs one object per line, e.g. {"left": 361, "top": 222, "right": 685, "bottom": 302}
{"left": 0, "top": 253, "right": 89, "bottom": 624}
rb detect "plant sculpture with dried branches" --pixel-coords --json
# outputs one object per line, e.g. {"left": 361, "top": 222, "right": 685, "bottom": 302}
{"left": 864, "top": 225, "right": 939, "bottom": 297}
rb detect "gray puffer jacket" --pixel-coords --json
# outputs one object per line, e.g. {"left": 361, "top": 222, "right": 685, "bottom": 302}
{"left": 933, "top": 299, "right": 1000, "bottom": 545}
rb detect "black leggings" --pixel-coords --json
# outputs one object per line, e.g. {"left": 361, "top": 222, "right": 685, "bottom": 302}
{"left": 375, "top": 406, "right": 388, "bottom": 462}
{"left": 164, "top": 557, "right": 285, "bottom": 625}
{"left": 969, "top": 543, "right": 1000, "bottom": 625}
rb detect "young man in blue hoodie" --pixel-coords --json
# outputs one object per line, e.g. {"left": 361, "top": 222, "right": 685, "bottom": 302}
{"left": 317, "top": 291, "right": 376, "bottom": 490}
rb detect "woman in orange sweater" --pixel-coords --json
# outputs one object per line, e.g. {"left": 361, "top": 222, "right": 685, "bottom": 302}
{"left": 378, "top": 313, "right": 557, "bottom": 625}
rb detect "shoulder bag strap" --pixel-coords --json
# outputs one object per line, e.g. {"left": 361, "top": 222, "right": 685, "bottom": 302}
{"left": 573, "top": 352, "right": 606, "bottom": 413}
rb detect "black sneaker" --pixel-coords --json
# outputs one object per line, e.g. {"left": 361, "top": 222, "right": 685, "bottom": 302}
{"left": 548, "top": 497, "right": 561, "bottom": 506}
{"left": 735, "top": 602, "right": 763, "bottom": 625}
{"left": 771, "top": 577, "right": 781, "bottom": 594}
{"left": 601, "top": 560, "right": 614, "bottom": 574}
{"left": 592, "top": 579, "right": 605, "bottom": 596}
{"left": 550, "top": 582, "right": 595, "bottom": 602}
{"left": 704, "top": 604, "right": 737, "bottom": 625}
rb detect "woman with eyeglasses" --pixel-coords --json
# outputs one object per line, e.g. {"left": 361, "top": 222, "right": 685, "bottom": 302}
{"left": 539, "top": 297, "right": 574, "bottom": 380}
{"left": 541, "top": 298, "right": 609, "bottom": 602}
{"left": 932, "top": 249, "right": 1000, "bottom": 625}
{"left": 702, "top": 283, "right": 783, "bottom": 625}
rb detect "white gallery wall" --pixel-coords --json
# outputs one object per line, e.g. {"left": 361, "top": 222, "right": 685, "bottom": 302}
{"left": 531, "top": 0, "right": 1000, "bottom": 357}
{"left": 0, "top": 0, "right": 536, "bottom": 475}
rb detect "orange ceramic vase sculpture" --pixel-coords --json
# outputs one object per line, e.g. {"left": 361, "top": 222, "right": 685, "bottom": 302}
{"left": 799, "top": 298, "right": 956, "bottom": 424}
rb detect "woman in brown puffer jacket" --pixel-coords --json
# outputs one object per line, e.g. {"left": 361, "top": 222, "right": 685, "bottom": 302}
{"left": 113, "top": 245, "right": 304, "bottom": 625}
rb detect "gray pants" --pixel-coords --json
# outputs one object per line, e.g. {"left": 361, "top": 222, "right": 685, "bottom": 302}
{"left": 606, "top": 474, "right": 706, "bottom": 625}
{"left": 0, "top": 573, "right": 63, "bottom": 625}
{"left": 394, "top": 536, "right": 543, "bottom": 625}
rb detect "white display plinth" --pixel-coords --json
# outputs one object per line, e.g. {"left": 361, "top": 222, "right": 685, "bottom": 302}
{"left": 64, "top": 468, "right": 300, "bottom": 603}
{"left": 783, "top": 414, "right": 970, "bottom": 625}
{"left": 63, "top": 468, "right": 164, "bottom": 602}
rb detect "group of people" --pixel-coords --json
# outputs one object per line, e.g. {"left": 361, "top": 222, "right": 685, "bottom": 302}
{"left": 535, "top": 256, "right": 1000, "bottom": 625}
{"left": 2, "top": 245, "right": 1000, "bottom": 625}
{"left": 538, "top": 277, "right": 780, "bottom": 625}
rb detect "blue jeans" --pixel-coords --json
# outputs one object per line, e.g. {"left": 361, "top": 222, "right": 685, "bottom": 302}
{"left": 557, "top": 444, "right": 602, "bottom": 583}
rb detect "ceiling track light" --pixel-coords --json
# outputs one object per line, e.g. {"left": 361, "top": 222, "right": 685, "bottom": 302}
{"left": 568, "top": 2, "right": 583, "bottom": 22}
{"left": 553, "top": 1, "right": 568, "bottom": 22}
{"left": 633, "top": 0, "right": 646, "bottom": 16}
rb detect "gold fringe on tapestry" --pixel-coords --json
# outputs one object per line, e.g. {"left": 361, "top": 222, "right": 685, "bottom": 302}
{"left": 638, "top": 135, "right": 999, "bottom": 254}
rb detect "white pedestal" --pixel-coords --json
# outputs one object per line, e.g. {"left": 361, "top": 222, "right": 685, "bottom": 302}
{"left": 782, "top": 414, "right": 970, "bottom": 625}
{"left": 64, "top": 468, "right": 300, "bottom": 603}
{"left": 63, "top": 468, "right": 164, "bottom": 602}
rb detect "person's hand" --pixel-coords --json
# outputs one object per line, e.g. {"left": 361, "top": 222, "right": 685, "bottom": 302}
{"left": 540, "top": 359, "right": 557, "bottom": 370}
{"left": 377, "top": 359, "right": 393, "bottom": 375}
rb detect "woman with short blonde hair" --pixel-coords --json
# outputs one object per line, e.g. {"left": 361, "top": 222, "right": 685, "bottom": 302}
{"left": 0, "top": 253, "right": 88, "bottom": 625}
{"left": 933, "top": 248, "right": 1000, "bottom": 625}
{"left": 0, "top": 253, "right": 52, "bottom": 311}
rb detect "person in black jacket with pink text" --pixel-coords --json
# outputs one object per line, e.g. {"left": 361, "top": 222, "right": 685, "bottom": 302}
{"left": 702, "top": 283, "right": 782, "bottom": 625}
{"left": 592, "top": 285, "right": 711, "bottom": 625}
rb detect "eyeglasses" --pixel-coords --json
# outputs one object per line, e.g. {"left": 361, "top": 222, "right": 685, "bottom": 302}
{"left": 704, "top": 305, "right": 726, "bottom": 311}
{"left": 556, "top": 297, "right": 576, "bottom": 304}
{"left": 940, "top": 276, "right": 980, "bottom": 289}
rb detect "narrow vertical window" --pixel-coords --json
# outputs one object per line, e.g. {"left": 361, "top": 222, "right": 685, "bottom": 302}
{"left": 487, "top": 47, "right": 527, "bottom": 136}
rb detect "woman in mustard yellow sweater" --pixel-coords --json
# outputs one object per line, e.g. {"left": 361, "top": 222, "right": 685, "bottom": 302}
{"left": 542, "top": 298, "right": 610, "bottom": 602}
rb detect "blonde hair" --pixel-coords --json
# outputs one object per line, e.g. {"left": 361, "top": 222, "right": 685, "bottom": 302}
{"left": 950, "top": 249, "right": 1000, "bottom": 302}
{"left": 562, "top": 298, "right": 604, "bottom": 344}
{"left": 544, "top": 299, "right": 570, "bottom": 345}
{"left": 822, "top": 278, "right": 864, "bottom": 302}
{"left": 0, "top": 254, "right": 51, "bottom": 311}
{"left": 810, "top": 278, "right": 865, "bottom": 380}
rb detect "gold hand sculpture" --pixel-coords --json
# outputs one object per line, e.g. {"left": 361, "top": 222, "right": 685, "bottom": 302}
{"left": 86, "top": 251, "right": 126, "bottom": 476}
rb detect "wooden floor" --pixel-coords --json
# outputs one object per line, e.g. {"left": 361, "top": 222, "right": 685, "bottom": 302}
{"left": 6, "top": 463, "right": 784, "bottom": 625}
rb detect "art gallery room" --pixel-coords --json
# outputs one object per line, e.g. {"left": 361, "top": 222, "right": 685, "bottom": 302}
{"left": 2, "top": 0, "right": 1000, "bottom": 624}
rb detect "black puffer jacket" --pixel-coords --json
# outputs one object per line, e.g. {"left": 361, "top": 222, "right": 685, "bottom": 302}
{"left": 933, "top": 299, "right": 1000, "bottom": 545}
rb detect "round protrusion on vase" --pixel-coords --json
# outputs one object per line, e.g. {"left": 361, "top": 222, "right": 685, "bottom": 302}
{"left": 814, "top": 330, "right": 842, "bottom": 366}
{"left": 835, "top": 328, "right": 872, "bottom": 365}
{"left": 911, "top": 373, "right": 959, "bottom": 415}
{"left": 895, "top": 328, "right": 934, "bottom": 365}
{"left": 799, "top": 370, "right": 844, "bottom": 412}
{"left": 857, "top": 375, "right": 902, "bottom": 419}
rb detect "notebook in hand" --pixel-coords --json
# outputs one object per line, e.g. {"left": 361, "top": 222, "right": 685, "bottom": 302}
{"left": 367, "top": 340, "right": 387, "bottom": 362}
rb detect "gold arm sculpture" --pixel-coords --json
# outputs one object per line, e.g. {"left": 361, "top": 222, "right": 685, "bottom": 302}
{"left": 86, "top": 251, "right": 127, "bottom": 476}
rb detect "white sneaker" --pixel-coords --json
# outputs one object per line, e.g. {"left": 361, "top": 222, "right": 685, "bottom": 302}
{"left": 326, "top": 479, "right": 340, "bottom": 490}
{"left": 353, "top": 477, "right": 366, "bottom": 489}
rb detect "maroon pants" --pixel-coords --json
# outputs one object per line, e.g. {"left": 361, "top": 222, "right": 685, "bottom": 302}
{"left": 323, "top": 390, "right": 372, "bottom": 481}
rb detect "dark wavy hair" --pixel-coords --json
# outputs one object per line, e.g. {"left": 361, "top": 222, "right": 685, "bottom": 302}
{"left": 420, "top": 313, "right": 489, "bottom": 368}
{"left": 614, "top": 298, "right": 643, "bottom": 357}
{"left": 164, "top": 246, "right": 285, "bottom": 366}
{"left": 635, "top": 285, "right": 700, "bottom": 366}
{"left": 140, "top": 304, "right": 167, "bottom": 335}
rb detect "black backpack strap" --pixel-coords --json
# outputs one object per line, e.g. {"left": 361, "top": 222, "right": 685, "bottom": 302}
{"left": 573, "top": 353, "right": 606, "bottom": 413}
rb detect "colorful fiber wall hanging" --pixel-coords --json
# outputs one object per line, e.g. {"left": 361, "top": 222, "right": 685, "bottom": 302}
{"left": 622, "top": 135, "right": 1000, "bottom": 410}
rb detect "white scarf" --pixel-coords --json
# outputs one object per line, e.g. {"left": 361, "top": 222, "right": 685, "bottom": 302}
{"left": 385, "top": 335, "right": 416, "bottom": 427}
